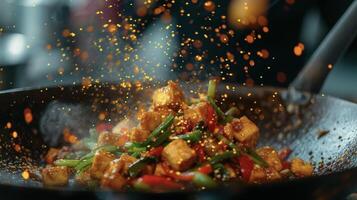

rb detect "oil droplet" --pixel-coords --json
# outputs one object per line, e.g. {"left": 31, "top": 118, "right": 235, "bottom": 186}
{"left": 22, "top": 170, "right": 30, "bottom": 180}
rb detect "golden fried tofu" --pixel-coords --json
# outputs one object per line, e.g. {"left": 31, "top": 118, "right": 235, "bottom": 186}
{"left": 97, "top": 131, "right": 120, "bottom": 147}
{"left": 139, "top": 111, "right": 163, "bottom": 131}
{"left": 225, "top": 116, "right": 259, "bottom": 147}
{"left": 75, "top": 169, "right": 97, "bottom": 187}
{"left": 290, "top": 158, "right": 313, "bottom": 177}
{"left": 154, "top": 163, "right": 166, "bottom": 176}
{"left": 112, "top": 118, "right": 135, "bottom": 135}
{"left": 129, "top": 128, "right": 150, "bottom": 142}
{"left": 223, "top": 118, "right": 242, "bottom": 140}
{"left": 249, "top": 165, "right": 266, "bottom": 183}
{"left": 90, "top": 150, "right": 115, "bottom": 179}
{"left": 162, "top": 139, "right": 197, "bottom": 171}
{"left": 265, "top": 167, "right": 282, "bottom": 181}
{"left": 100, "top": 154, "right": 136, "bottom": 190}
{"left": 42, "top": 166, "right": 70, "bottom": 186}
{"left": 152, "top": 81, "right": 185, "bottom": 111}
{"left": 184, "top": 102, "right": 211, "bottom": 126}
{"left": 257, "top": 146, "right": 283, "bottom": 171}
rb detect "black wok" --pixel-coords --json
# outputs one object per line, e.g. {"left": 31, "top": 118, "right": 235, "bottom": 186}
{"left": 0, "top": 82, "right": 356, "bottom": 200}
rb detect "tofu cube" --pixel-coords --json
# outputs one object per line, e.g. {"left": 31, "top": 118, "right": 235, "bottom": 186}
{"left": 249, "top": 165, "right": 266, "bottom": 183}
{"left": 162, "top": 139, "right": 196, "bottom": 171}
{"left": 225, "top": 116, "right": 259, "bottom": 147}
{"left": 139, "top": 111, "right": 163, "bottom": 131}
{"left": 97, "top": 131, "right": 120, "bottom": 147}
{"left": 90, "top": 150, "right": 115, "bottom": 179}
{"left": 152, "top": 81, "right": 184, "bottom": 110}
{"left": 265, "top": 167, "right": 282, "bottom": 181}
{"left": 75, "top": 169, "right": 97, "bottom": 187}
{"left": 257, "top": 146, "right": 283, "bottom": 171}
{"left": 154, "top": 163, "right": 166, "bottom": 176}
{"left": 290, "top": 158, "right": 313, "bottom": 177}
{"left": 184, "top": 102, "right": 211, "bottom": 126}
{"left": 42, "top": 166, "right": 70, "bottom": 186}
{"left": 112, "top": 118, "right": 135, "bottom": 135}
{"left": 129, "top": 128, "right": 150, "bottom": 142}
{"left": 101, "top": 171, "right": 126, "bottom": 190}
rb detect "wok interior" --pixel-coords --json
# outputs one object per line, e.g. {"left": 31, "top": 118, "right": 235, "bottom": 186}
{"left": 0, "top": 83, "right": 356, "bottom": 188}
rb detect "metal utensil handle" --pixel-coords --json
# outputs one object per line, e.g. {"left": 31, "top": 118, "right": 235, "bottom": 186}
{"left": 290, "top": 0, "right": 357, "bottom": 93}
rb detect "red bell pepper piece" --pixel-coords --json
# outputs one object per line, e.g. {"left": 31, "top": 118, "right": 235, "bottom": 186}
{"left": 193, "top": 144, "right": 206, "bottom": 162}
{"left": 161, "top": 162, "right": 194, "bottom": 181}
{"left": 239, "top": 155, "right": 254, "bottom": 182}
{"left": 206, "top": 105, "right": 217, "bottom": 133}
{"left": 282, "top": 161, "right": 291, "bottom": 170}
{"left": 96, "top": 123, "right": 113, "bottom": 133}
{"left": 197, "top": 164, "right": 213, "bottom": 175}
{"left": 148, "top": 146, "right": 164, "bottom": 157}
{"left": 278, "top": 148, "right": 292, "bottom": 161}
{"left": 138, "top": 175, "right": 183, "bottom": 190}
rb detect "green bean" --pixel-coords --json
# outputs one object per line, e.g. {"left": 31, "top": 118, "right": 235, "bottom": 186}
{"left": 128, "top": 157, "right": 157, "bottom": 177}
{"left": 192, "top": 172, "right": 217, "bottom": 188}
{"left": 54, "top": 159, "right": 80, "bottom": 167}
{"left": 207, "top": 79, "right": 217, "bottom": 99}
{"left": 134, "top": 114, "right": 175, "bottom": 147}
{"left": 209, "top": 151, "right": 236, "bottom": 165}
{"left": 244, "top": 148, "right": 269, "bottom": 168}
{"left": 150, "top": 130, "right": 171, "bottom": 147}
{"left": 75, "top": 157, "right": 94, "bottom": 171}
{"left": 225, "top": 107, "right": 238, "bottom": 117}
{"left": 177, "top": 130, "right": 202, "bottom": 143}
{"left": 215, "top": 134, "right": 240, "bottom": 155}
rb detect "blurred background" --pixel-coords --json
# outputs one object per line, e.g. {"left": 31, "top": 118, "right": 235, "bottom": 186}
{"left": 0, "top": 0, "right": 356, "bottom": 101}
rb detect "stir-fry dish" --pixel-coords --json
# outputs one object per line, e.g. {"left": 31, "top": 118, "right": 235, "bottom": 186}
{"left": 42, "top": 80, "right": 313, "bottom": 191}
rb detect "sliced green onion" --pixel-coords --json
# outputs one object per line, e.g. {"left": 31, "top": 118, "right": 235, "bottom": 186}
{"left": 177, "top": 130, "right": 202, "bottom": 143}
{"left": 244, "top": 148, "right": 269, "bottom": 168}
{"left": 75, "top": 157, "right": 94, "bottom": 171}
{"left": 128, "top": 157, "right": 157, "bottom": 177}
{"left": 209, "top": 151, "right": 236, "bottom": 165}
{"left": 150, "top": 130, "right": 171, "bottom": 147}
{"left": 134, "top": 114, "right": 175, "bottom": 147}
{"left": 54, "top": 159, "right": 80, "bottom": 167}
{"left": 207, "top": 79, "right": 217, "bottom": 99}
{"left": 225, "top": 107, "right": 238, "bottom": 117}
{"left": 192, "top": 172, "right": 217, "bottom": 188}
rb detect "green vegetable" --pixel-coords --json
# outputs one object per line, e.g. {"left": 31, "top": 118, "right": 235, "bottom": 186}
{"left": 128, "top": 157, "right": 157, "bottom": 177}
{"left": 207, "top": 96, "right": 233, "bottom": 124}
{"left": 207, "top": 79, "right": 217, "bottom": 99}
{"left": 192, "top": 172, "right": 217, "bottom": 188}
{"left": 150, "top": 130, "right": 171, "bottom": 147}
{"left": 225, "top": 107, "right": 238, "bottom": 117}
{"left": 177, "top": 129, "right": 202, "bottom": 143}
{"left": 74, "top": 157, "right": 94, "bottom": 172}
{"left": 215, "top": 134, "right": 240, "bottom": 155}
{"left": 244, "top": 148, "right": 269, "bottom": 168}
{"left": 54, "top": 159, "right": 80, "bottom": 167}
{"left": 209, "top": 151, "right": 236, "bottom": 165}
{"left": 80, "top": 145, "right": 121, "bottom": 161}
{"left": 134, "top": 114, "right": 175, "bottom": 147}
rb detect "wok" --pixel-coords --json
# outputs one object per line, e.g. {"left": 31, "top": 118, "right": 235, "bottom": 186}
{"left": 1, "top": 1, "right": 357, "bottom": 199}
{"left": 0, "top": 82, "right": 356, "bottom": 200}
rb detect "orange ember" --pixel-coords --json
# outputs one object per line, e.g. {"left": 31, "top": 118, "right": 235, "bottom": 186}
{"left": 24, "top": 108, "right": 33, "bottom": 124}
{"left": 63, "top": 128, "right": 78, "bottom": 144}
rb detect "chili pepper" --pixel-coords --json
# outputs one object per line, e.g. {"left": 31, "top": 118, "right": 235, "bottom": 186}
{"left": 192, "top": 172, "right": 217, "bottom": 188}
{"left": 96, "top": 123, "right": 113, "bottom": 133}
{"left": 206, "top": 104, "right": 218, "bottom": 132}
{"left": 197, "top": 164, "right": 213, "bottom": 174}
{"left": 147, "top": 146, "right": 164, "bottom": 157}
{"left": 135, "top": 114, "right": 175, "bottom": 147}
{"left": 282, "top": 161, "right": 291, "bottom": 170}
{"left": 54, "top": 159, "right": 80, "bottom": 167}
{"left": 278, "top": 148, "right": 292, "bottom": 161}
{"left": 193, "top": 144, "right": 206, "bottom": 162}
{"left": 238, "top": 155, "right": 254, "bottom": 182}
{"left": 209, "top": 151, "right": 236, "bottom": 165}
{"left": 161, "top": 162, "right": 194, "bottom": 181}
{"left": 128, "top": 157, "right": 157, "bottom": 177}
{"left": 134, "top": 175, "right": 183, "bottom": 191}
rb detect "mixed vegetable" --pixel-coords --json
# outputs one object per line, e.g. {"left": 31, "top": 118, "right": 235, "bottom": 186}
{"left": 42, "top": 80, "right": 313, "bottom": 191}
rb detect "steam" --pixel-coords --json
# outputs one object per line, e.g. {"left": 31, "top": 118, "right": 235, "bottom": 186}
{"left": 39, "top": 101, "right": 97, "bottom": 146}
